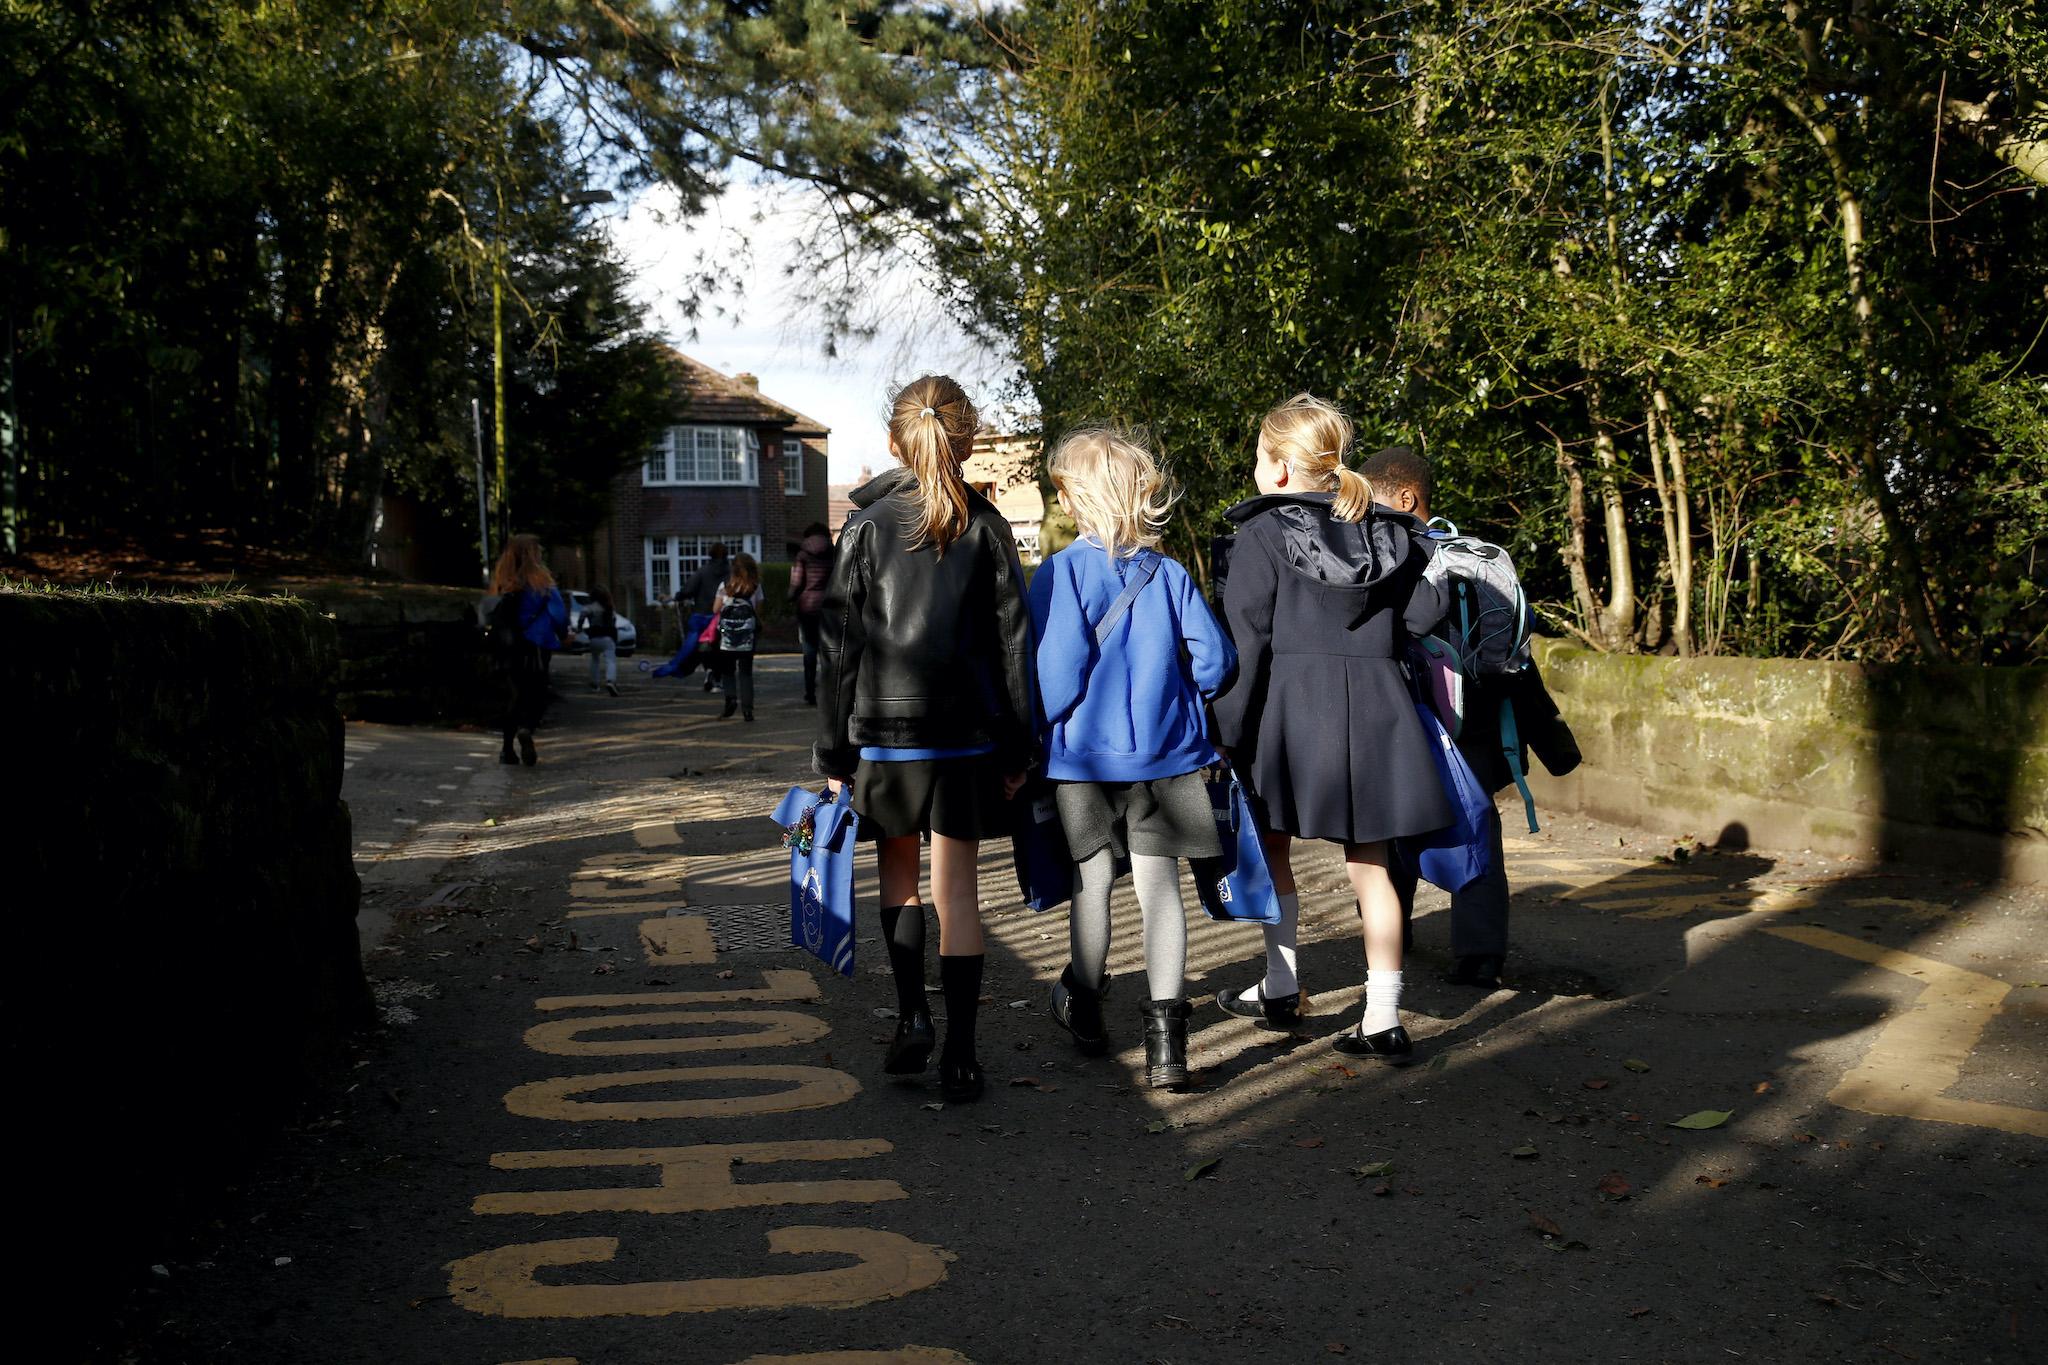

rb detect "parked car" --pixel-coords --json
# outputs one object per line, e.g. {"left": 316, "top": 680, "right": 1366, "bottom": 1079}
{"left": 563, "top": 590, "right": 637, "bottom": 657}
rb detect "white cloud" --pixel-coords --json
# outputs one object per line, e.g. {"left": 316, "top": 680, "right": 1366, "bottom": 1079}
{"left": 603, "top": 177, "right": 1024, "bottom": 482}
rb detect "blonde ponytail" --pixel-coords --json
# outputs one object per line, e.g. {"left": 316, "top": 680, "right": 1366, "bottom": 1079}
{"left": 888, "top": 375, "right": 978, "bottom": 553}
{"left": 1259, "top": 392, "right": 1375, "bottom": 523}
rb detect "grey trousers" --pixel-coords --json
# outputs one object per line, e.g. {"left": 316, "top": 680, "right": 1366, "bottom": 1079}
{"left": 1391, "top": 797, "right": 1510, "bottom": 959}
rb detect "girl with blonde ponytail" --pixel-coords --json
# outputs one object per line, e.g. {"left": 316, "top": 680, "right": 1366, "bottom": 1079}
{"left": 811, "top": 374, "right": 1036, "bottom": 1103}
{"left": 1209, "top": 394, "right": 1455, "bottom": 1063}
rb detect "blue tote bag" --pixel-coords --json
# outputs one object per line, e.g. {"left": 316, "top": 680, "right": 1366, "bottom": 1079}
{"left": 770, "top": 785, "right": 861, "bottom": 977}
{"left": 1189, "top": 771, "right": 1282, "bottom": 924}
{"left": 1403, "top": 702, "right": 1496, "bottom": 893}
{"left": 1011, "top": 787, "right": 1074, "bottom": 912}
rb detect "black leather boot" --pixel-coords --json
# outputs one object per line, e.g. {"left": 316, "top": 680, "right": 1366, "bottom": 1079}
{"left": 1050, "top": 965, "right": 1109, "bottom": 1056}
{"left": 1142, "top": 999, "right": 1191, "bottom": 1088}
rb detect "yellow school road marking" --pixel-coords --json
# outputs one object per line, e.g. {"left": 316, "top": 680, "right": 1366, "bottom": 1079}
{"left": 449, "top": 1228, "right": 952, "bottom": 1318}
{"left": 1766, "top": 926, "right": 2048, "bottom": 1139}
{"left": 524, "top": 1010, "right": 828, "bottom": 1057}
{"left": 504, "top": 1066, "right": 862, "bottom": 1121}
{"left": 633, "top": 822, "right": 681, "bottom": 848}
{"left": 565, "top": 901, "right": 688, "bottom": 919}
{"left": 534, "top": 969, "right": 820, "bottom": 1011}
{"left": 474, "top": 1140, "right": 906, "bottom": 1216}
{"left": 735, "top": 1352, "right": 973, "bottom": 1365}
{"left": 639, "top": 915, "right": 717, "bottom": 964}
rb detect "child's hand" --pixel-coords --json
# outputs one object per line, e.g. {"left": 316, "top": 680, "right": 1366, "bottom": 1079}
{"left": 1002, "top": 770, "right": 1028, "bottom": 800}
{"left": 827, "top": 777, "right": 849, "bottom": 798}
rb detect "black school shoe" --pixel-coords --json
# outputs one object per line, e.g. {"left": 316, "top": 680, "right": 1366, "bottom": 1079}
{"left": 939, "top": 1054, "right": 984, "bottom": 1103}
{"left": 516, "top": 730, "right": 538, "bottom": 766}
{"left": 499, "top": 739, "right": 519, "bottom": 765}
{"left": 1142, "top": 999, "right": 1191, "bottom": 1088}
{"left": 1216, "top": 983, "right": 1300, "bottom": 1026}
{"left": 1050, "top": 966, "right": 1111, "bottom": 1056}
{"left": 1331, "top": 1022, "right": 1414, "bottom": 1064}
{"left": 1445, "top": 955, "right": 1505, "bottom": 989}
{"left": 882, "top": 1010, "right": 935, "bottom": 1076}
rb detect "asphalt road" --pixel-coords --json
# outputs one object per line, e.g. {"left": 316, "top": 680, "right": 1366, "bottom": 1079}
{"left": 116, "top": 654, "right": 2046, "bottom": 1364}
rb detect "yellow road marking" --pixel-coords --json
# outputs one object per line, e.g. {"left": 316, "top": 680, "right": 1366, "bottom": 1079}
{"left": 1766, "top": 925, "right": 2048, "bottom": 1138}
{"left": 535, "top": 969, "right": 820, "bottom": 1011}
{"left": 474, "top": 1140, "right": 906, "bottom": 1216}
{"left": 504, "top": 1066, "right": 861, "bottom": 1121}
{"left": 565, "top": 902, "right": 688, "bottom": 919}
{"left": 734, "top": 1352, "right": 972, "bottom": 1364}
{"left": 524, "top": 1010, "right": 829, "bottom": 1057}
{"left": 639, "top": 915, "right": 717, "bottom": 964}
{"left": 447, "top": 1228, "right": 951, "bottom": 1318}
{"left": 633, "top": 822, "right": 681, "bottom": 848}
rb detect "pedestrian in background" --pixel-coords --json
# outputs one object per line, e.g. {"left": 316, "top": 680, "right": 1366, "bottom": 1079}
{"left": 581, "top": 584, "right": 621, "bottom": 698}
{"left": 814, "top": 374, "right": 1035, "bottom": 1103}
{"left": 685, "top": 541, "right": 732, "bottom": 694}
{"left": 1028, "top": 426, "right": 1236, "bottom": 1088}
{"left": 714, "top": 553, "right": 764, "bottom": 721}
{"left": 486, "top": 534, "right": 567, "bottom": 767}
{"left": 790, "top": 521, "right": 835, "bottom": 706}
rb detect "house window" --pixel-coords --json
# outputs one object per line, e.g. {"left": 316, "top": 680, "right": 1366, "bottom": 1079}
{"left": 643, "top": 426, "right": 758, "bottom": 486}
{"left": 781, "top": 438, "right": 805, "bottom": 495}
{"left": 644, "top": 534, "right": 763, "bottom": 604}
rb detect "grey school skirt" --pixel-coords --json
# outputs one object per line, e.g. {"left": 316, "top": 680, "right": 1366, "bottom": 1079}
{"left": 1054, "top": 771, "right": 1221, "bottom": 862}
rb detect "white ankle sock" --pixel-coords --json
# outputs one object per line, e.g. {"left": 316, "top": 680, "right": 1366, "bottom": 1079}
{"left": 1362, "top": 969, "right": 1403, "bottom": 1033}
{"left": 1258, "top": 893, "right": 1301, "bottom": 997}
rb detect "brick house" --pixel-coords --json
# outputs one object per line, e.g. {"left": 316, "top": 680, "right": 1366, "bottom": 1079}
{"left": 591, "top": 349, "right": 830, "bottom": 617}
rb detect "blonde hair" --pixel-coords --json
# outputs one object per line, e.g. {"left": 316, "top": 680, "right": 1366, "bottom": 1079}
{"left": 725, "top": 552, "right": 760, "bottom": 598}
{"left": 1259, "top": 392, "right": 1375, "bottom": 523}
{"left": 1047, "top": 425, "right": 1176, "bottom": 557}
{"left": 490, "top": 533, "right": 554, "bottom": 594}
{"left": 888, "top": 375, "right": 978, "bottom": 553}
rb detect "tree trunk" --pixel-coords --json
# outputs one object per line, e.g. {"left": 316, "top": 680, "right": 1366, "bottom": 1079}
{"left": 1585, "top": 374, "right": 1637, "bottom": 650}
{"left": 1650, "top": 382, "right": 1694, "bottom": 654}
{"left": 1552, "top": 428, "right": 1603, "bottom": 636}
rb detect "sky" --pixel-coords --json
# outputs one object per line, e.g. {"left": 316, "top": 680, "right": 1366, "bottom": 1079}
{"left": 603, "top": 177, "right": 1024, "bottom": 483}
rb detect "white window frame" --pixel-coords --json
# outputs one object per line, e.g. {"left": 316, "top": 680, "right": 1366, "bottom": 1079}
{"left": 644, "top": 534, "right": 764, "bottom": 604}
{"left": 643, "top": 425, "right": 759, "bottom": 487}
{"left": 781, "top": 438, "right": 806, "bottom": 495}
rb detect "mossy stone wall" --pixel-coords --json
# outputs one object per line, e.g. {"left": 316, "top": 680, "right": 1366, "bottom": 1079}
{"left": 1530, "top": 641, "right": 2048, "bottom": 883}
{"left": 291, "top": 580, "right": 500, "bottom": 722}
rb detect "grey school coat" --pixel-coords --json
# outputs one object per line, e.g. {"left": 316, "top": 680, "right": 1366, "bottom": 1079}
{"left": 1212, "top": 492, "right": 1456, "bottom": 845}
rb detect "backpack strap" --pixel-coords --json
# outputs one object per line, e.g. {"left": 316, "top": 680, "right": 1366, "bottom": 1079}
{"left": 1499, "top": 695, "right": 1539, "bottom": 833}
{"left": 1094, "top": 551, "right": 1162, "bottom": 645}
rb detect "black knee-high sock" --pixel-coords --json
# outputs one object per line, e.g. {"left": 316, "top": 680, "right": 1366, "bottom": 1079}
{"left": 879, "top": 905, "right": 928, "bottom": 1019}
{"left": 938, "top": 953, "right": 985, "bottom": 1063}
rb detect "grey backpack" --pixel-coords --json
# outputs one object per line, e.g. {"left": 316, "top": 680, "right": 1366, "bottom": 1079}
{"left": 1419, "top": 518, "right": 1531, "bottom": 676}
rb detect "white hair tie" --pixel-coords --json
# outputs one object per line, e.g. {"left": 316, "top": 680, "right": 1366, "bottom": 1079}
{"left": 918, "top": 406, "right": 936, "bottom": 418}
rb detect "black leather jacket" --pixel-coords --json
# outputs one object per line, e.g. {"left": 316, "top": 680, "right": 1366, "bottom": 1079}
{"left": 813, "top": 467, "right": 1036, "bottom": 778}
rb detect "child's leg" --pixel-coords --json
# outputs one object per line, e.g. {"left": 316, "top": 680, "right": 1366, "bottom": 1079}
{"left": 601, "top": 638, "right": 617, "bottom": 684}
{"left": 876, "top": 836, "right": 927, "bottom": 1021}
{"left": 1069, "top": 847, "right": 1117, "bottom": 992}
{"left": 736, "top": 655, "right": 755, "bottom": 714}
{"left": 589, "top": 645, "right": 601, "bottom": 687}
{"left": 1257, "top": 832, "right": 1301, "bottom": 999}
{"left": 930, "top": 834, "right": 985, "bottom": 1074}
{"left": 1345, "top": 840, "right": 1405, "bottom": 1031}
{"left": 1131, "top": 854, "right": 1187, "bottom": 1001}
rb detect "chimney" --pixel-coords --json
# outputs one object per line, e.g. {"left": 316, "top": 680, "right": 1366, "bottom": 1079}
{"left": 735, "top": 372, "right": 759, "bottom": 389}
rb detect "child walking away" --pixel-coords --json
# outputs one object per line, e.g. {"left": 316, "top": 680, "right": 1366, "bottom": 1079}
{"left": 486, "top": 534, "right": 568, "bottom": 767}
{"left": 582, "top": 586, "right": 621, "bottom": 696}
{"left": 714, "top": 553, "right": 764, "bottom": 721}
{"left": 814, "top": 375, "right": 1035, "bottom": 1102}
{"left": 1211, "top": 395, "right": 1452, "bottom": 1063}
{"left": 1029, "top": 428, "right": 1237, "bottom": 1087}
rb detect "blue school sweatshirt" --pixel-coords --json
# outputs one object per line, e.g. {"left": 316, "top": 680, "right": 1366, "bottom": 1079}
{"left": 1027, "top": 539, "right": 1236, "bottom": 782}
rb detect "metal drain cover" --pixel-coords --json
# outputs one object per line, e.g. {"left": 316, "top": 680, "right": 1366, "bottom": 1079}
{"left": 697, "top": 902, "right": 797, "bottom": 953}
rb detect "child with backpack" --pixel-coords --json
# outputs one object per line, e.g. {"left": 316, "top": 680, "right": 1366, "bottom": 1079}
{"left": 1027, "top": 427, "right": 1237, "bottom": 1088}
{"left": 1210, "top": 395, "right": 1453, "bottom": 1062}
{"left": 581, "top": 585, "right": 621, "bottom": 697}
{"left": 1359, "top": 445, "right": 1581, "bottom": 988}
{"left": 814, "top": 375, "right": 1036, "bottom": 1102}
{"left": 713, "top": 553, "right": 764, "bottom": 721}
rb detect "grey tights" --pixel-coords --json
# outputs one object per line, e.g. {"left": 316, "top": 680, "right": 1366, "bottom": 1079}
{"left": 1068, "top": 848, "right": 1189, "bottom": 1002}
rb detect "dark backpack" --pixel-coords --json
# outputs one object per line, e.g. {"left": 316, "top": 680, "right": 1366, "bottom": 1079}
{"left": 717, "top": 597, "right": 758, "bottom": 653}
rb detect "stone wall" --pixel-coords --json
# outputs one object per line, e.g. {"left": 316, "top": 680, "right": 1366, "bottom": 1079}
{"left": 292, "top": 580, "right": 500, "bottom": 724}
{"left": 1, "top": 587, "right": 370, "bottom": 1269}
{"left": 1528, "top": 640, "right": 2048, "bottom": 884}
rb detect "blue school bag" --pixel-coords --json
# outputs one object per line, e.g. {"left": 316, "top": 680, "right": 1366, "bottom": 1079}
{"left": 1402, "top": 701, "right": 1496, "bottom": 894}
{"left": 1012, "top": 787, "right": 1074, "bottom": 912}
{"left": 1189, "top": 770, "right": 1282, "bottom": 924}
{"left": 771, "top": 785, "right": 861, "bottom": 977}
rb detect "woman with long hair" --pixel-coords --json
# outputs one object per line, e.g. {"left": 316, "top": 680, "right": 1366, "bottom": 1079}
{"left": 813, "top": 375, "right": 1035, "bottom": 1102}
{"left": 487, "top": 533, "right": 568, "bottom": 766}
{"left": 713, "top": 552, "right": 764, "bottom": 721}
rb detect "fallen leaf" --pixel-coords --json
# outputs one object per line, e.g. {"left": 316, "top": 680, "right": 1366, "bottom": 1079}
{"left": 921, "top": 1102, "right": 945, "bottom": 1112}
{"left": 1325, "top": 1344, "right": 1348, "bottom": 1355}
{"left": 1371, "top": 1184, "right": 1392, "bottom": 1197}
{"left": 1795, "top": 1131, "right": 1818, "bottom": 1144}
{"left": 1621, "top": 1112, "right": 1645, "bottom": 1122}
{"left": 1330, "top": 1064, "right": 1358, "bottom": 1079}
{"left": 482, "top": 817, "right": 496, "bottom": 827}
{"left": 1527, "top": 1211, "right": 1563, "bottom": 1237}
{"left": 1694, "top": 1174, "right": 1730, "bottom": 1188}
{"left": 1293, "top": 1137, "right": 1326, "bottom": 1149}
{"left": 591, "top": 962, "right": 615, "bottom": 975}
{"left": 1509, "top": 1144, "right": 1539, "bottom": 1159}
{"left": 1754, "top": 1080, "right": 1773, "bottom": 1094}
{"left": 1623, "top": 1058, "right": 1652, "bottom": 1073}
{"left": 1351, "top": 1160, "right": 1395, "bottom": 1178}
{"left": 1628, "top": 1307, "right": 1652, "bottom": 1319}
{"left": 1583, "top": 1078, "right": 1611, "bottom": 1090}
{"left": 1812, "top": 1293, "right": 1853, "bottom": 1310}
{"left": 1184, "top": 1157, "right": 1221, "bottom": 1182}
{"left": 716, "top": 969, "right": 735, "bottom": 980}
{"left": 1425, "top": 1052, "right": 1449, "bottom": 1072}
{"left": 1008, "top": 1076, "right": 1040, "bottom": 1089}
{"left": 1145, "top": 1120, "right": 1170, "bottom": 1134}
{"left": 1595, "top": 1172, "right": 1632, "bottom": 1200}
{"left": 1669, "top": 1109, "right": 1733, "bottom": 1130}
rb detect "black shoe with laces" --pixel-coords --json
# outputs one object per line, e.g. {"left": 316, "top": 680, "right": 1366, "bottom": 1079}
{"left": 1142, "top": 999, "right": 1191, "bottom": 1088}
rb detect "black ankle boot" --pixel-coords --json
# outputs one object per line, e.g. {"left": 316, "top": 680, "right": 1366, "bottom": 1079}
{"left": 1142, "top": 999, "right": 1191, "bottom": 1088}
{"left": 516, "top": 729, "right": 537, "bottom": 766}
{"left": 721, "top": 697, "right": 738, "bottom": 719}
{"left": 1050, "top": 965, "right": 1109, "bottom": 1056}
{"left": 499, "top": 737, "right": 518, "bottom": 764}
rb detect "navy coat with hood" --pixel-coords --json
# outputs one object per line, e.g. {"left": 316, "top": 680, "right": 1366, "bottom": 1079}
{"left": 1211, "top": 492, "right": 1455, "bottom": 845}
